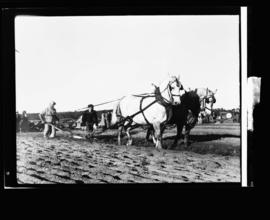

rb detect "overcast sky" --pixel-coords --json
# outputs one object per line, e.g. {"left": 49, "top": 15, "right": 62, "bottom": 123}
{"left": 15, "top": 15, "right": 240, "bottom": 113}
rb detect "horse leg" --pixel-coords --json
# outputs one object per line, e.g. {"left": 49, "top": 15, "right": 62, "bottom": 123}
{"left": 153, "top": 122, "right": 162, "bottom": 149}
{"left": 145, "top": 127, "right": 151, "bottom": 142}
{"left": 160, "top": 124, "right": 166, "bottom": 149}
{"left": 118, "top": 126, "right": 123, "bottom": 146}
{"left": 146, "top": 125, "right": 154, "bottom": 142}
{"left": 184, "top": 113, "right": 198, "bottom": 148}
{"left": 126, "top": 127, "right": 133, "bottom": 146}
{"left": 170, "top": 123, "right": 184, "bottom": 149}
{"left": 184, "top": 125, "right": 191, "bottom": 148}
{"left": 150, "top": 126, "right": 158, "bottom": 145}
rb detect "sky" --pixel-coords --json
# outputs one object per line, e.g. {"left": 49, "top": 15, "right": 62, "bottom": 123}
{"left": 15, "top": 15, "right": 240, "bottom": 113}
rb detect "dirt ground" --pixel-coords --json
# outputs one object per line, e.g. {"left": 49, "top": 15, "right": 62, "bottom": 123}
{"left": 16, "top": 123, "right": 240, "bottom": 184}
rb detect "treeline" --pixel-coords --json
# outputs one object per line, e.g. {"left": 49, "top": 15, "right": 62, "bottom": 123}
{"left": 27, "top": 109, "right": 113, "bottom": 121}
{"left": 212, "top": 108, "right": 240, "bottom": 116}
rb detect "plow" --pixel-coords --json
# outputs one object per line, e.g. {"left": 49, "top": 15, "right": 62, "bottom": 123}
{"left": 47, "top": 123, "right": 85, "bottom": 139}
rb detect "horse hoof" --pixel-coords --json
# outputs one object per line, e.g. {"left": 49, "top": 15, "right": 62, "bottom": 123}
{"left": 156, "top": 145, "right": 162, "bottom": 149}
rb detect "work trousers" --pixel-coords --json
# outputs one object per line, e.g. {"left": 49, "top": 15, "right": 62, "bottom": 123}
{"left": 85, "top": 122, "right": 95, "bottom": 139}
{"left": 44, "top": 123, "right": 56, "bottom": 138}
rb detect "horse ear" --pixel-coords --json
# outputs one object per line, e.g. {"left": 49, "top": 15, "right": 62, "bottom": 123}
{"left": 195, "top": 88, "right": 198, "bottom": 93}
{"left": 151, "top": 83, "right": 158, "bottom": 88}
{"left": 177, "top": 74, "right": 180, "bottom": 81}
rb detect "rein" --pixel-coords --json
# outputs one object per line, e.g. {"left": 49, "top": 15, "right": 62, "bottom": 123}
{"left": 116, "top": 80, "right": 179, "bottom": 126}
{"left": 158, "top": 83, "right": 176, "bottom": 104}
{"left": 76, "top": 97, "right": 125, "bottom": 111}
{"left": 200, "top": 88, "right": 215, "bottom": 112}
{"left": 115, "top": 99, "right": 158, "bottom": 127}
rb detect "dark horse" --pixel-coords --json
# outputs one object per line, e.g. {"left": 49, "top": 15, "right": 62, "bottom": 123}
{"left": 146, "top": 90, "right": 201, "bottom": 149}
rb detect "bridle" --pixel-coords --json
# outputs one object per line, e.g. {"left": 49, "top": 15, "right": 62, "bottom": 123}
{"left": 158, "top": 78, "right": 182, "bottom": 105}
{"left": 201, "top": 88, "right": 216, "bottom": 113}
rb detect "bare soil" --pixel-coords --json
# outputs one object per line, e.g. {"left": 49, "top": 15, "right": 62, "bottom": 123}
{"left": 17, "top": 123, "right": 240, "bottom": 184}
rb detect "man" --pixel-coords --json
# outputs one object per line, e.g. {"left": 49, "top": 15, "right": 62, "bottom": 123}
{"left": 19, "top": 110, "right": 30, "bottom": 132}
{"left": 39, "top": 101, "right": 59, "bottom": 138}
{"left": 81, "top": 104, "right": 98, "bottom": 139}
{"left": 105, "top": 112, "right": 112, "bottom": 129}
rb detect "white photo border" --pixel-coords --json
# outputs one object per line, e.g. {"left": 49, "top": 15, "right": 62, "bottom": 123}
{"left": 241, "top": 6, "right": 247, "bottom": 187}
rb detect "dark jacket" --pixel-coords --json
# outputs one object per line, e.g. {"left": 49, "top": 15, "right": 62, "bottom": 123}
{"left": 81, "top": 110, "right": 98, "bottom": 126}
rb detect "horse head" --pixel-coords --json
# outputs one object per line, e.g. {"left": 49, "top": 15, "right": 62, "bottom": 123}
{"left": 205, "top": 89, "right": 217, "bottom": 109}
{"left": 196, "top": 88, "right": 217, "bottom": 114}
{"left": 181, "top": 90, "right": 201, "bottom": 117}
{"left": 159, "top": 74, "right": 183, "bottom": 105}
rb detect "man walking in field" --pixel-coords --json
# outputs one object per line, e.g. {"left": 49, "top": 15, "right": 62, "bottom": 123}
{"left": 39, "top": 101, "right": 59, "bottom": 138}
{"left": 81, "top": 104, "right": 98, "bottom": 139}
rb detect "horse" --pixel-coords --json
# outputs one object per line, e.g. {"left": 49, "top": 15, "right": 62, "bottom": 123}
{"left": 177, "top": 88, "right": 216, "bottom": 147}
{"left": 146, "top": 90, "right": 201, "bottom": 149}
{"left": 196, "top": 88, "right": 217, "bottom": 115}
{"left": 111, "top": 75, "right": 183, "bottom": 149}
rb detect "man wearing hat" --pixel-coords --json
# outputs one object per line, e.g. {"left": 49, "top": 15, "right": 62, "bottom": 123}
{"left": 39, "top": 101, "right": 59, "bottom": 138}
{"left": 81, "top": 104, "right": 98, "bottom": 139}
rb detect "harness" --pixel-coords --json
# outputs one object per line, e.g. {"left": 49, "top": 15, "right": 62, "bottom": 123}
{"left": 115, "top": 97, "right": 157, "bottom": 128}
{"left": 115, "top": 81, "right": 178, "bottom": 127}
{"left": 200, "top": 88, "right": 215, "bottom": 111}
{"left": 140, "top": 96, "right": 152, "bottom": 125}
{"left": 158, "top": 82, "right": 182, "bottom": 104}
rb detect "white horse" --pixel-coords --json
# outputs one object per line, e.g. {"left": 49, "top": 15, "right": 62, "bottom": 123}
{"left": 196, "top": 88, "right": 217, "bottom": 114}
{"left": 247, "top": 76, "right": 261, "bottom": 131}
{"left": 111, "top": 75, "right": 183, "bottom": 149}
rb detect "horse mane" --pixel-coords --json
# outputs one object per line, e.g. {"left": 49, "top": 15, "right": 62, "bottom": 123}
{"left": 153, "top": 86, "right": 170, "bottom": 107}
{"left": 181, "top": 91, "right": 201, "bottom": 117}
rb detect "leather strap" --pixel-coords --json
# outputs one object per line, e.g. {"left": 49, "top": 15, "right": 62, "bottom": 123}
{"left": 140, "top": 96, "right": 151, "bottom": 125}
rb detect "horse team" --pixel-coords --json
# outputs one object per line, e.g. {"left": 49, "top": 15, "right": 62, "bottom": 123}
{"left": 110, "top": 74, "right": 217, "bottom": 149}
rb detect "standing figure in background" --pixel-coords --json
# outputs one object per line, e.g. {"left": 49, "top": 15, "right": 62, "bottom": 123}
{"left": 19, "top": 110, "right": 30, "bottom": 132}
{"left": 81, "top": 104, "right": 98, "bottom": 139}
{"left": 99, "top": 113, "right": 106, "bottom": 131}
{"left": 16, "top": 111, "right": 21, "bottom": 132}
{"left": 105, "top": 112, "right": 112, "bottom": 129}
{"left": 39, "top": 101, "right": 59, "bottom": 139}
{"left": 99, "top": 112, "right": 112, "bottom": 131}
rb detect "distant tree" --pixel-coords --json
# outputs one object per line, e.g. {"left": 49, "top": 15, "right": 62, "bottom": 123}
{"left": 26, "top": 110, "right": 113, "bottom": 122}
